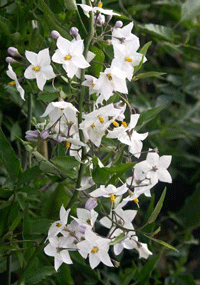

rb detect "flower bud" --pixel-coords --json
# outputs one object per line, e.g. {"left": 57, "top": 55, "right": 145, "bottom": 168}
{"left": 56, "top": 134, "right": 63, "bottom": 143}
{"left": 106, "top": 39, "right": 111, "bottom": 45}
{"left": 51, "top": 30, "right": 60, "bottom": 39}
{"left": 7, "top": 47, "right": 19, "bottom": 57}
{"left": 115, "top": 20, "right": 123, "bottom": 28}
{"left": 25, "top": 130, "right": 39, "bottom": 141}
{"left": 85, "top": 198, "right": 97, "bottom": 210}
{"left": 6, "top": 57, "right": 18, "bottom": 64}
{"left": 95, "top": 14, "right": 105, "bottom": 26}
{"left": 70, "top": 27, "right": 79, "bottom": 40}
{"left": 40, "top": 130, "right": 49, "bottom": 140}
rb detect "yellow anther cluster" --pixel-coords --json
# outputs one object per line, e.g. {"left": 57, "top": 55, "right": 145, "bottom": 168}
{"left": 134, "top": 197, "right": 139, "bottom": 204}
{"left": 91, "top": 83, "right": 95, "bottom": 87}
{"left": 98, "top": 2, "right": 103, "bottom": 8}
{"left": 32, "top": 66, "right": 40, "bottom": 72}
{"left": 106, "top": 73, "right": 112, "bottom": 81}
{"left": 64, "top": 54, "right": 72, "bottom": 60}
{"left": 122, "top": 121, "right": 127, "bottom": 128}
{"left": 98, "top": 116, "right": 104, "bottom": 123}
{"left": 91, "top": 123, "right": 95, "bottom": 129}
{"left": 66, "top": 142, "right": 70, "bottom": 149}
{"left": 125, "top": 57, "right": 132, "bottom": 62}
{"left": 112, "top": 121, "right": 119, "bottom": 127}
{"left": 87, "top": 219, "right": 91, "bottom": 225}
{"left": 56, "top": 223, "right": 62, "bottom": 227}
{"left": 91, "top": 246, "right": 99, "bottom": 253}
{"left": 110, "top": 194, "right": 115, "bottom": 203}
{"left": 9, "top": 81, "right": 16, "bottom": 86}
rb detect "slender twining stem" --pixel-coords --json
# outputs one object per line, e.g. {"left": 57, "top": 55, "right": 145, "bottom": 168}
{"left": 66, "top": 1, "right": 94, "bottom": 209}
{"left": 24, "top": 92, "right": 33, "bottom": 169}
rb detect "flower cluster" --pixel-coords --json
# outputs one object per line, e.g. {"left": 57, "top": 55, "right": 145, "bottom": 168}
{"left": 5, "top": 1, "right": 172, "bottom": 272}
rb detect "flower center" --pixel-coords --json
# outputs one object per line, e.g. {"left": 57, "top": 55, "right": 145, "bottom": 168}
{"left": 91, "top": 83, "right": 95, "bottom": 87}
{"left": 98, "top": 2, "right": 103, "bottom": 8}
{"left": 106, "top": 73, "right": 112, "bottom": 81}
{"left": 110, "top": 194, "right": 115, "bottom": 203}
{"left": 91, "top": 123, "right": 95, "bottom": 129}
{"left": 112, "top": 121, "right": 119, "bottom": 127}
{"left": 122, "top": 121, "right": 127, "bottom": 128}
{"left": 98, "top": 116, "right": 104, "bottom": 123}
{"left": 91, "top": 246, "right": 99, "bottom": 254}
{"left": 56, "top": 223, "right": 62, "bottom": 227}
{"left": 125, "top": 57, "right": 132, "bottom": 62}
{"left": 64, "top": 54, "right": 72, "bottom": 60}
{"left": 9, "top": 81, "right": 16, "bottom": 86}
{"left": 152, "top": 166, "right": 158, "bottom": 172}
{"left": 66, "top": 141, "right": 70, "bottom": 149}
{"left": 87, "top": 219, "right": 91, "bottom": 225}
{"left": 32, "top": 66, "right": 40, "bottom": 72}
{"left": 134, "top": 197, "right": 139, "bottom": 204}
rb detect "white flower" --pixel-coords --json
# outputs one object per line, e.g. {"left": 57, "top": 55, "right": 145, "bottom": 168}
{"left": 79, "top": 103, "right": 121, "bottom": 147}
{"left": 77, "top": 3, "right": 120, "bottom": 18}
{"left": 107, "top": 114, "right": 148, "bottom": 158}
{"left": 24, "top": 48, "right": 56, "bottom": 91}
{"left": 77, "top": 229, "right": 113, "bottom": 269}
{"left": 44, "top": 236, "right": 73, "bottom": 271}
{"left": 93, "top": 65, "right": 128, "bottom": 104}
{"left": 72, "top": 208, "right": 98, "bottom": 228}
{"left": 112, "top": 22, "right": 139, "bottom": 48}
{"left": 112, "top": 43, "right": 146, "bottom": 81}
{"left": 6, "top": 64, "right": 25, "bottom": 100}
{"left": 82, "top": 75, "right": 98, "bottom": 95}
{"left": 52, "top": 36, "right": 90, "bottom": 78}
{"left": 48, "top": 205, "right": 70, "bottom": 238}
{"left": 133, "top": 239, "right": 153, "bottom": 259}
{"left": 90, "top": 184, "right": 128, "bottom": 203}
{"left": 113, "top": 231, "right": 137, "bottom": 255}
{"left": 136, "top": 149, "right": 172, "bottom": 185}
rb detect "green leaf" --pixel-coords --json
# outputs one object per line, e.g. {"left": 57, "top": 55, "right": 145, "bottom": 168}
{"left": 181, "top": 0, "right": 200, "bottom": 21}
{"left": 103, "top": 162, "right": 136, "bottom": 174}
{"left": 10, "top": 122, "right": 22, "bottom": 142}
{"left": 133, "top": 71, "right": 166, "bottom": 81}
{"left": 37, "top": 92, "right": 57, "bottom": 102}
{"left": 109, "top": 233, "right": 126, "bottom": 245}
{"left": 0, "top": 128, "right": 21, "bottom": 182}
{"left": 64, "top": 0, "right": 77, "bottom": 10}
{"left": 146, "top": 187, "right": 166, "bottom": 225}
{"left": 9, "top": 214, "right": 22, "bottom": 232}
{"left": 25, "top": 266, "right": 55, "bottom": 284}
{"left": 30, "top": 219, "right": 54, "bottom": 235}
{"left": 51, "top": 156, "right": 80, "bottom": 169}
{"left": 23, "top": 204, "right": 32, "bottom": 239}
{"left": 139, "top": 41, "right": 152, "bottom": 56}
{"left": 92, "top": 165, "right": 110, "bottom": 184}
{"left": 136, "top": 103, "right": 167, "bottom": 131}
{"left": 146, "top": 235, "right": 178, "bottom": 252}
{"left": 138, "top": 24, "right": 174, "bottom": 41}
{"left": 90, "top": 45, "right": 105, "bottom": 77}
{"left": 139, "top": 255, "right": 160, "bottom": 282}
{"left": 17, "top": 166, "right": 41, "bottom": 187}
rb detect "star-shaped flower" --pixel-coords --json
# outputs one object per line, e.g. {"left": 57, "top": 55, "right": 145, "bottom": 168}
{"left": 24, "top": 48, "right": 56, "bottom": 91}
{"left": 6, "top": 64, "right": 25, "bottom": 100}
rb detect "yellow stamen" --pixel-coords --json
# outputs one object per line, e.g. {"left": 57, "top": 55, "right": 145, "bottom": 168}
{"left": 125, "top": 57, "right": 132, "bottom": 62}
{"left": 91, "top": 246, "right": 99, "bottom": 253}
{"left": 98, "top": 116, "right": 104, "bottom": 124}
{"left": 87, "top": 219, "right": 91, "bottom": 225}
{"left": 91, "top": 83, "right": 95, "bottom": 87}
{"left": 9, "top": 81, "right": 16, "bottom": 86}
{"left": 122, "top": 121, "right": 127, "bottom": 128}
{"left": 66, "top": 141, "right": 70, "bottom": 149}
{"left": 106, "top": 73, "right": 112, "bottom": 81}
{"left": 64, "top": 54, "right": 72, "bottom": 60}
{"left": 91, "top": 123, "right": 95, "bottom": 129}
{"left": 134, "top": 197, "right": 139, "bottom": 204}
{"left": 56, "top": 223, "right": 62, "bottom": 227}
{"left": 98, "top": 2, "right": 103, "bottom": 8}
{"left": 112, "top": 121, "right": 119, "bottom": 127}
{"left": 110, "top": 194, "right": 115, "bottom": 203}
{"left": 32, "top": 66, "right": 40, "bottom": 72}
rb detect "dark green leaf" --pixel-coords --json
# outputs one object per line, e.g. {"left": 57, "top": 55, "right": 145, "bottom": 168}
{"left": 146, "top": 236, "right": 178, "bottom": 252}
{"left": 90, "top": 45, "right": 105, "bottom": 77}
{"left": 30, "top": 219, "right": 54, "bottom": 235}
{"left": 25, "top": 266, "right": 55, "bottom": 284}
{"left": 103, "top": 162, "right": 136, "bottom": 174}
{"left": 0, "top": 128, "right": 21, "bottom": 182}
{"left": 138, "top": 24, "right": 174, "bottom": 41}
{"left": 51, "top": 156, "right": 80, "bottom": 169}
{"left": 92, "top": 166, "right": 110, "bottom": 184}
{"left": 133, "top": 71, "right": 166, "bottom": 81}
{"left": 23, "top": 204, "right": 32, "bottom": 239}
{"left": 109, "top": 233, "right": 126, "bottom": 245}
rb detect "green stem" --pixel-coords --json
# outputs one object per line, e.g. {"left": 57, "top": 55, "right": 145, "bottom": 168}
{"left": 66, "top": 3, "right": 94, "bottom": 210}
{"left": 24, "top": 93, "right": 33, "bottom": 169}
{"left": 7, "top": 254, "right": 11, "bottom": 285}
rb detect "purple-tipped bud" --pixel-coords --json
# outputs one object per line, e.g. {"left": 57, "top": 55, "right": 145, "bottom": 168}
{"left": 51, "top": 30, "right": 60, "bottom": 39}
{"left": 70, "top": 27, "right": 79, "bottom": 40}
{"left": 85, "top": 198, "right": 97, "bottom": 210}
{"left": 95, "top": 14, "right": 105, "bottom": 26}
{"left": 25, "top": 130, "right": 39, "bottom": 141}
{"left": 6, "top": 57, "right": 18, "bottom": 64}
{"left": 115, "top": 20, "right": 123, "bottom": 28}
{"left": 56, "top": 134, "right": 63, "bottom": 143}
{"left": 7, "top": 47, "right": 19, "bottom": 57}
{"left": 40, "top": 130, "right": 49, "bottom": 140}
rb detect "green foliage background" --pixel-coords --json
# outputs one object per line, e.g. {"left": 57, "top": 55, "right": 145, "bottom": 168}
{"left": 0, "top": 0, "right": 200, "bottom": 284}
